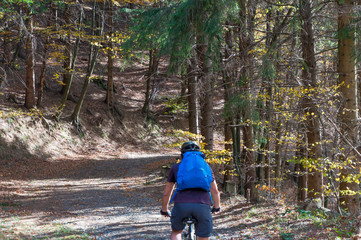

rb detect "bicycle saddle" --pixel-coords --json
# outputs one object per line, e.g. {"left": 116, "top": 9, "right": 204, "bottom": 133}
{"left": 183, "top": 216, "right": 197, "bottom": 224}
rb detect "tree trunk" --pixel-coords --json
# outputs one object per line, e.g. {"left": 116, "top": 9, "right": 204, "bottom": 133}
{"left": 187, "top": 54, "right": 199, "bottom": 134}
{"left": 142, "top": 49, "right": 159, "bottom": 118}
{"left": 71, "top": 47, "right": 99, "bottom": 124}
{"left": 232, "top": 123, "right": 243, "bottom": 195}
{"left": 3, "top": 22, "right": 11, "bottom": 63}
{"left": 106, "top": 1, "right": 114, "bottom": 108}
{"left": 296, "top": 131, "right": 307, "bottom": 202}
{"left": 258, "top": 6, "right": 273, "bottom": 187}
{"left": 180, "top": 78, "right": 187, "bottom": 101}
{"left": 337, "top": 0, "right": 360, "bottom": 214}
{"left": 56, "top": 7, "right": 82, "bottom": 120}
{"left": 11, "top": 16, "right": 24, "bottom": 66}
{"left": 61, "top": 40, "right": 71, "bottom": 94}
{"left": 239, "top": 0, "right": 257, "bottom": 202}
{"left": 198, "top": 36, "right": 214, "bottom": 150}
{"left": 223, "top": 23, "right": 234, "bottom": 151}
{"left": 37, "top": 36, "right": 49, "bottom": 107}
{"left": 274, "top": 118, "right": 283, "bottom": 185}
{"left": 87, "top": 0, "right": 97, "bottom": 73}
{"left": 24, "top": 7, "right": 36, "bottom": 109}
{"left": 299, "top": 0, "right": 323, "bottom": 200}
{"left": 222, "top": 24, "right": 235, "bottom": 185}
{"left": 142, "top": 54, "right": 152, "bottom": 116}
{"left": 61, "top": 6, "right": 72, "bottom": 95}
{"left": 71, "top": 3, "right": 104, "bottom": 124}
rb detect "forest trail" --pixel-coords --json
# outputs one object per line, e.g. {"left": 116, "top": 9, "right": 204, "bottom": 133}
{"left": 0, "top": 154, "right": 251, "bottom": 240}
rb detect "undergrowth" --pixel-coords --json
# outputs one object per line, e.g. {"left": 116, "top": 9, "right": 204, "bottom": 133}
{"left": 0, "top": 218, "right": 93, "bottom": 240}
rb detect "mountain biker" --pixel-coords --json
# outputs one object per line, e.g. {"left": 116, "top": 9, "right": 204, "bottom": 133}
{"left": 161, "top": 141, "right": 221, "bottom": 240}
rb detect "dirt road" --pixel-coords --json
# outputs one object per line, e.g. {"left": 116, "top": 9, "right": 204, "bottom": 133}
{"left": 0, "top": 154, "right": 246, "bottom": 239}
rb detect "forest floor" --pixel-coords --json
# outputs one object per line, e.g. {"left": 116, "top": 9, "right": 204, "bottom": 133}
{"left": 0, "top": 54, "right": 359, "bottom": 239}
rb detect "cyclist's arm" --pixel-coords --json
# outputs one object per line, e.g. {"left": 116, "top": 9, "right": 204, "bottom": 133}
{"left": 210, "top": 180, "right": 220, "bottom": 209}
{"left": 161, "top": 181, "right": 175, "bottom": 212}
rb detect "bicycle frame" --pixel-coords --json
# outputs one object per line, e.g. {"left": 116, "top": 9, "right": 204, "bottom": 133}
{"left": 183, "top": 216, "right": 197, "bottom": 240}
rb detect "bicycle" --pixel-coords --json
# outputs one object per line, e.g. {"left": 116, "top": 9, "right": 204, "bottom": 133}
{"left": 182, "top": 216, "right": 197, "bottom": 240}
{"left": 160, "top": 207, "right": 219, "bottom": 239}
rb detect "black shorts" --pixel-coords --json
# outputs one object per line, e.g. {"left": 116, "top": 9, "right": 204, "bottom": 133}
{"left": 171, "top": 202, "right": 213, "bottom": 238}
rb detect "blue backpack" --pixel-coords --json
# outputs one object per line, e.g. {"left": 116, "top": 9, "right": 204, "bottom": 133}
{"left": 176, "top": 151, "right": 213, "bottom": 191}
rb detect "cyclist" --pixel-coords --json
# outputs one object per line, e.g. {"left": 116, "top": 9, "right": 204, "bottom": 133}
{"left": 160, "top": 141, "right": 221, "bottom": 240}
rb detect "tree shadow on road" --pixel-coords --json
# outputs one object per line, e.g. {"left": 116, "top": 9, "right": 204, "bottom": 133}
{"left": 0, "top": 133, "right": 55, "bottom": 185}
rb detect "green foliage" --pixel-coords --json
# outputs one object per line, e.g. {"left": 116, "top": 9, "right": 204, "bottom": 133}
{"left": 336, "top": 24, "right": 355, "bottom": 42}
{"left": 288, "top": 155, "right": 361, "bottom": 202}
{"left": 332, "top": 215, "right": 359, "bottom": 238}
{"left": 223, "top": 93, "right": 248, "bottom": 119}
{"left": 282, "top": 207, "right": 328, "bottom": 226}
{"left": 246, "top": 207, "right": 259, "bottom": 218}
{"left": 294, "top": 208, "right": 312, "bottom": 218}
{"left": 2, "top": 0, "right": 33, "bottom": 4}
{"left": 224, "top": 90, "right": 263, "bottom": 130}
{"left": 279, "top": 232, "right": 294, "bottom": 240}
{"left": 125, "top": 0, "right": 237, "bottom": 73}
{"left": 261, "top": 56, "right": 277, "bottom": 80}
{"left": 163, "top": 96, "right": 188, "bottom": 114}
{"left": 0, "top": 220, "right": 92, "bottom": 240}
{"left": 123, "top": 6, "right": 173, "bottom": 57}
{"left": 0, "top": 202, "right": 19, "bottom": 207}
{"left": 0, "top": 0, "right": 58, "bottom": 15}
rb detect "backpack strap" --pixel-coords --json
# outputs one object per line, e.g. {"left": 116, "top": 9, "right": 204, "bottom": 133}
{"left": 170, "top": 188, "right": 178, "bottom": 203}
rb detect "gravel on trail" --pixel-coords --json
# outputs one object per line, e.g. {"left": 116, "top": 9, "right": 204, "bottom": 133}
{"left": 0, "top": 154, "right": 252, "bottom": 240}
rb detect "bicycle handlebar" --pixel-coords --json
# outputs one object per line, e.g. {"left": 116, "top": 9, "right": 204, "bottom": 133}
{"left": 160, "top": 209, "right": 171, "bottom": 217}
{"left": 160, "top": 207, "right": 220, "bottom": 217}
{"left": 211, "top": 207, "right": 220, "bottom": 213}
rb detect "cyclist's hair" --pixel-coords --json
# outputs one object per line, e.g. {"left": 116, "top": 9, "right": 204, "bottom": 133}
{"left": 181, "top": 141, "right": 200, "bottom": 154}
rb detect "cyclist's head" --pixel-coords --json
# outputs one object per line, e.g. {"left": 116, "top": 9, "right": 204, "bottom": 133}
{"left": 181, "top": 141, "right": 200, "bottom": 154}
